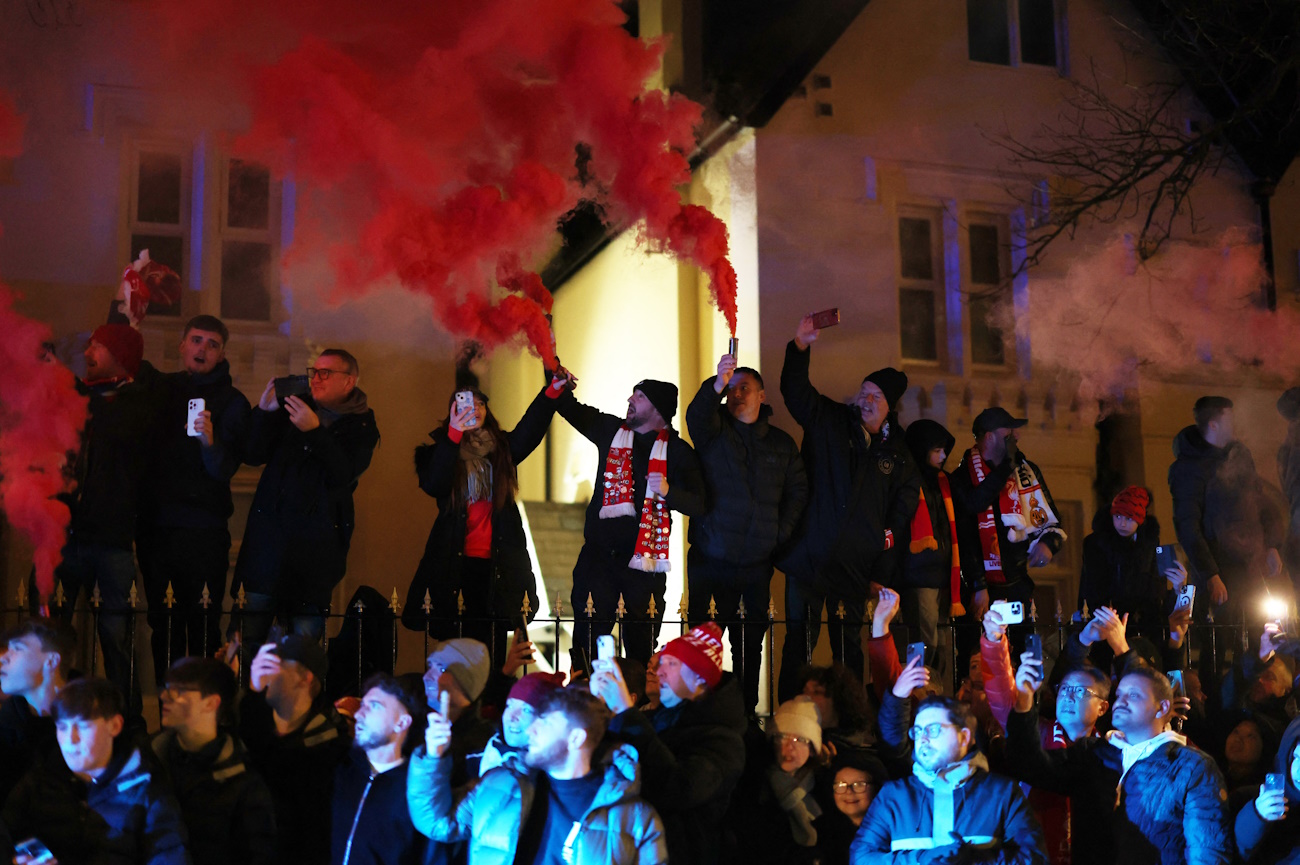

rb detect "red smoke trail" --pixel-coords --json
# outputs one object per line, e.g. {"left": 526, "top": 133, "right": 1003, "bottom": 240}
{"left": 147, "top": 0, "right": 739, "bottom": 357}
{"left": 0, "top": 92, "right": 90, "bottom": 598}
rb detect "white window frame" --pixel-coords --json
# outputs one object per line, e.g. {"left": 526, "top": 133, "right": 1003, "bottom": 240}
{"left": 897, "top": 208, "right": 947, "bottom": 366}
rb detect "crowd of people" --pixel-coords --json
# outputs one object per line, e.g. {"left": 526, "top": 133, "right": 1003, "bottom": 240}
{"left": 3, "top": 300, "right": 1300, "bottom": 863}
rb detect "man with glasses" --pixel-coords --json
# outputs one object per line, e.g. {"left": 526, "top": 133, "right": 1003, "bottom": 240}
{"left": 851, "top": 695, "right": 1046, "bottom": 862}
{"left": 233, "top": 348, "right": 379, "bottom": 646}
{"left": 1007, "top": 662, "right": 1232, "bottom": 865}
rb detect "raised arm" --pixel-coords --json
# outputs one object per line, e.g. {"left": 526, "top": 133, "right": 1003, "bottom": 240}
{"left": 505, "top": 378, "right": 565, "bottom": 465}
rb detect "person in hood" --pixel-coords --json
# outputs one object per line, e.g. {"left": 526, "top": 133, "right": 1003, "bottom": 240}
{"left": 232, "top": 348, "right": 379, "bottom": 647}
{"left": 1168, "top": 395, "right": 1286, "bottom": 622}
{"left": 901, "top": 419, "right": 963, "bottom": 659}
{"left": 1007, "top": 660, "right": 1232, "bottom": 865}
{"left": 139, "top": 315, "right": 251, "bottom": 684}
{"left": 850, "top": 695, "right": 1046, "bottom": 863}
{"left": 409, "top": 684, "right": 667, "bottom": 865}
{"left": 777, "top": 314, "right": 919, "bottom": 702}
{"left": 685, "top": 351, "right": 807, "bottom": 715}
{"left": 1236, "top": 713, "right": 1300, "bottom": 864}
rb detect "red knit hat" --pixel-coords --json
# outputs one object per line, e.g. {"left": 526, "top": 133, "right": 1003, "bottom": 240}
{"left": 661, "top": 622, "right": 725, "bottom": 689}
{"left": 1111, "top": 486, "right": 1150, "bottom": 524}
{"left": 89, "top": 324, "right": 143, "bottom": 378}
{"left": 507, "top": 672, "right": 565, "bottom": 710}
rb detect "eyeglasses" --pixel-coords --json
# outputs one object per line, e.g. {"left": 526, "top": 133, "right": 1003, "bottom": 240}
{"left": 1058, "top": 685, "right": 1104, "bottom": 702}
{"left": 307, "top": 367, "right": 349, "bottom": 381}
{"left": 908, "top": 722, "right": 958, "bottom": 741}
{"left": 833, "top": 781, "right": 871, "bottom": 794}
{"left": 775, "top": 733, "right": 814, "bottom": 748}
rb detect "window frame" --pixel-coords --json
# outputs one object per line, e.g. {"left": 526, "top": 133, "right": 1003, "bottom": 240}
{"left": 125, "top": 139, "right": 193, "bottom": 319}
{"left": 965, "top": 0, "right": 1067, "bottom": 72}
{"left": 964, "top": 211, "right": 1016, "bottom": 371}
{"left": 896, "top": 208, "right": 947, "bottom": 366}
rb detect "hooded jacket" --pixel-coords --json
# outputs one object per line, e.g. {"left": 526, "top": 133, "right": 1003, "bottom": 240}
{"left": 1078, "top": 507, "right": 1167, "bottom": 646}
{"left": 901, "top": 420, "right": 958, "bottom": 591}
{"left": 331, "top": 748, "right": 425, "bottom": 865}
{"left": 1236, "top": 714, "right": 1300, "bottom": 864}
{"left": 2, "top": 742, "right": 190, "bottom": 865}
{"left": 607, "top": 674, "right": 748, "bottom": 865}
{"left": 150, "top": 730, "right": 277, "bottom": 865}
{"left": 406, "top": 742, "right": 667, "bottom": 865}
{"left": 1168, "top": 426, "right": 1286, "bottom": 588}
{"left": 684, "top": 377, "right": 808, "bottom": 565}
{"left": 778, "top": 341, "right": 920, "bottom": 590}
{"left": 233, "top": 392, "right": 379, "bottom": 605}
{"left": 1005, "top": 703, "right": 1233, "bottom": 865}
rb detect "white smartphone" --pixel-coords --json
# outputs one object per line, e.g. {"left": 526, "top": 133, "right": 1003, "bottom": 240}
{"left": 989, "top": 600, "right": 1025, "bottom": 625}
{"left": 597, "top": 635, "right": 617, "bottom": 662}
{"left": 1175, "top": 584, "right": 1196, "bottom": 612}
{"left": 454, "top": 390, "right": 477, "bottom": 427}
{"left": 186, "top": 398, "right": 205, "bottom": 437}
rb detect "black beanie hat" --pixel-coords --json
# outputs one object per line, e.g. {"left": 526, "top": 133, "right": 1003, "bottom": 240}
{"left": 863, "top": 367, "right": 908, "bottom": 410}
{"left": 634, "top": 379, "right": 678, "bottom": 423}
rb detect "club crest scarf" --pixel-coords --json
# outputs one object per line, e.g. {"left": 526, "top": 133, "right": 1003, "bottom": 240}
{"left": 966, "top": 447, "right": 1066, "bottom": 584}
{"left": 600, "top": 427, "right": 672, "bottom": 572}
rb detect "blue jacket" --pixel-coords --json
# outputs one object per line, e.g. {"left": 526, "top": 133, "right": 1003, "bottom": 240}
{"left": 1235, "top": 714, "right": 1300, "bottom": 864}
{"left": 1005, "top": 705, "right": 1232, "bottom": 865}
{"left": 406, "top": 743, "right": 666, "bottom": 865}
{"left": 849, "top": 756, "right": 1046, "bottom": 864}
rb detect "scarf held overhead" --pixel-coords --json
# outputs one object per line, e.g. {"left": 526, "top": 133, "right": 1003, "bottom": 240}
{"left": 965, "top": 447, "right": 1066, "bottom": 585}
{"left": 600, "top": 427, "right": 672, "bottom": 572}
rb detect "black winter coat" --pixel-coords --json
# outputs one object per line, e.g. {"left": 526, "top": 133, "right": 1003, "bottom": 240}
{"left": 238, "top": 690, "right": 353, "bottom": 865}
{"left": 65, "top": 364, "right": 169, "bottom": 550}
{"left": 0, "top": 695, "right": 56, "bottom": 806}
{"left": 556, "top": 393, "right": 707, "bottom": 558}
{"left": 1006, "top": 705, "right": 1233, "bottom": 865}
{"left": 233, "top": 401, "right": 379, "bottom": 606}
{"left": 330, "top": 749, "right": 425, "bottom": 865}
{"left": 1078, "top": 508, "right": 1168, "bottom": 644}
{"left": 2, "top": 743, "right": 190, "bottom": 865}
{"left": 901, "top": 420, "right": 959, "bottom": 592}
{"left": 150, "top": 730, "right": 277, "bottom": 865}
{"left": 778, "top": 341, "right": 920, "bottom": 591}
{"left": 1169, "top": 426, "right": 1286, "bottom": 589}
{"left": 684, "top": 378, "right": 808, "bottom": 565}
{"left": 143, "top": 360, "right": 251, "bottom": 529}
{"left": 402, "top": 385, "right": 558, "bottom": 630}
{"left": 607, "top": 674, "right": 747, "bottom": 865}
{"left": 951, "top": 449, "right": 1065, "bottom": 592}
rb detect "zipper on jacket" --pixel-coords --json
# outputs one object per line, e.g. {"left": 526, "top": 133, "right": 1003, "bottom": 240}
{"left": 341, "top": 771, "right": 375, "bottom": 864}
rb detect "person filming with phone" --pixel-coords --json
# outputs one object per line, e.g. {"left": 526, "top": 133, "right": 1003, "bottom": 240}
{"left": 232, "top": 348, "right": 379, "bottom": 647}
{"left": 1235, "top": 714, "right": 1300, "bottom": 864}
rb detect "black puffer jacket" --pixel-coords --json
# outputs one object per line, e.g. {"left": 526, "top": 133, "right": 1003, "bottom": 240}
{"left": 2, "top": 743, "right": 190, "bottom": 865}
{"left": 233, "top": 397, "right": 379, "bottom": 606}
{"left": 1168, "top": 426, "right": 1286, "bottom": 589}
{"left": 1078, "top": 507, "right": 1167, "bottom": 644}
{"left": 1236, "top": 714, "right": 1300, "bottom": 864}
{"left": 777, "top": 342, "right": 919, "bottom": 590}
{"left": 143, "top": 360, "right": 252, "bottom": 529}
{"left": 150, "top": 730, "right": 277, "bottom": 865}
{"left": 608, "top": 675, "right": 748, "bottom": 865}
{"left": 684, "top": 378, "right": 808, "bottom": 565}
{"left": 402, "top": 385, "right": 558, "bottom": 630}
{"left": 901, "top": 420, "right": 958, "bottom": 591}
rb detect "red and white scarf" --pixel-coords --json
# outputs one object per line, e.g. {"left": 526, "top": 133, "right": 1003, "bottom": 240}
{"left": 600, "top": 427, "right": 672, "bottom": 573}
{"left": 965, "top": 447, "right": 1065, "bottom": 584}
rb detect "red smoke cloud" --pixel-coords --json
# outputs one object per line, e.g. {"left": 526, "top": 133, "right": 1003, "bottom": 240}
{"left": 0, "top": 95, "right": 89, "bottom": 597}
{"left": 149, "top": 0, "right": 738, "bottom": 356}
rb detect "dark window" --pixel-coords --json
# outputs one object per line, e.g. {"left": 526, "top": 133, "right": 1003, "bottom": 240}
{"left": 899, "top": 218, "right": 934, "bottom": 280}
{"left": 969, "top": 224, "right": 1001, "bottom": 285}
{"left": 129, "top": 234, "right": 183, "bottom": 317}
{"left": 1019, "top": 0, "right": 1057, "bottom": 66}
{"left": 227, "top": 160, "right": 271, "bottom": 230}
{"left": 136, "top": 152, "right": 182, "bottom": 224}
{"left": 967, "top": 0, "right": 1011, "bottom": 65}
{"left": 970, "top": 293, "right": 1007, "bottom": 365}
{"left": 900, "top": 288, "right": 939, "bottom": 361}
{"left": 221, "top": 241, "right": 273, "bottom": 321}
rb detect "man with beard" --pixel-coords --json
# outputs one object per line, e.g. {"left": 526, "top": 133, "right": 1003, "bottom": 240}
{"left": 850, "top": 695, "right": 1046, "bottom": 862}
{"left": 556, "top": 377, "right": 706, "bottom": 664}
{"left": 1007, "top": 662, "right": 1232, "bottom": 865}
{"left": 139, "top": 315, "right": 251, "bottom": 682}
{"left": 777, "top": 314, "right": 919, "bottom": 701}
{"left": 410, "top": 686, "right": 667, "bottom": 864}
{"left": 331, "top": 673, "right": 426, "bottom": 865}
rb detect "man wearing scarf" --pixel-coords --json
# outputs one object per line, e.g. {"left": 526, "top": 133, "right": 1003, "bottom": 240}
{"left": 556, "top": 377, "right": 706, "bottom": 665}
{"left": 850, "top": 695, "right": 1046, "bottom": 862}
{"left": 234, "top": 348, "right": 379, "bottom": 648}
{"left": 951, "top": 407, "right": 1067, "bottom": 627}
{"left": 1007, "top": 663, "right": 1232, "bottom": 865}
